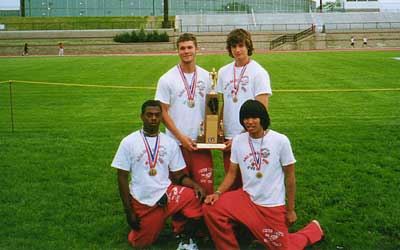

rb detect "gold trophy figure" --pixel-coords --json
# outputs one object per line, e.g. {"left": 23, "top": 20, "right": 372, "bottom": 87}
{"left": 197, "top": 68, "right": 225, "bottom": 149}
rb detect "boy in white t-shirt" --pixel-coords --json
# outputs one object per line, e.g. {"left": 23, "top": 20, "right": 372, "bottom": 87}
{"left": 203, "top": 100, "right": 324, "bottom": 250}
{"left": 217, "top": 28, "right": 272, "bottom": 190}
{"left": 155, "top": 33, "right": 214, "bottom": 195}
{"left": 111, "top": 100, "right": 205, "bottom": 248}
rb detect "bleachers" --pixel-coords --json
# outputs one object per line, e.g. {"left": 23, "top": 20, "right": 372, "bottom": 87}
{"left": 178, "top": 12, "right": 400, "bottom": 32}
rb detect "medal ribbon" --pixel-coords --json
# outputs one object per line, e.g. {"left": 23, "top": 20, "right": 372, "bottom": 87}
{"left": 177, "top": 64, "right": 197, "bottom": 103}
{"left": 140, "top": 130, "right": 160, "bottom": 169}
{"left": 232, "top": 60, "right": 250, "bottom": 97}
{"left": 248, "top": 131, "right": 266, "bottom": 171}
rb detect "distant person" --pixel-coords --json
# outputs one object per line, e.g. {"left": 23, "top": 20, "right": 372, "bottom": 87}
{"left": 58, "top": 42, "right": 64, "bottom": 56}
{"left": 203, "top": 99, "right": 324, "bottom": 250}
{"left": 363, "top": 37, "right": 368, "bottom": 47}
{"left": 111, "top": 100, "right": 205, "bottom": 249}
{"left": 217, "top": 28, "right": 272, "bottom": 191}
{"left": 22, "top": 43, "right": 29, "bottom": 56}
{"left": 350, "top": 36, "right": 355, "bottom": 48}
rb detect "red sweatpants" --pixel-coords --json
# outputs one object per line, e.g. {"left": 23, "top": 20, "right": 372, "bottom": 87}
{"left": 127, "top": 184, "right": 203, "bottom": 247}
{"left": 203, "top": 189, "right": 323, "bottom": 250}
{"left": 181, "top": 147, "right": 214, "bottom": 195}
{"left": 223, "top": 149, "right": 242, "bottom": 191}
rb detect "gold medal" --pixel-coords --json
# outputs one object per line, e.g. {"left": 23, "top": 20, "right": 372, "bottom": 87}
{"left": 188, "top": 100, "right": 195, "bottom": 108}
{"left": 149, "top": 168, "right": 157, "bottom": 176}
{"left": 256, "top": 172, "right": 263, "bottom": 178}
{"left": 233, "top": 96, "right": 238, "bottom": 103}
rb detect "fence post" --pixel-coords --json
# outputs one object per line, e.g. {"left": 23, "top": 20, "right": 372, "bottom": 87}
{"left": 9, "top": 81, "right": 14, "bottom": 132}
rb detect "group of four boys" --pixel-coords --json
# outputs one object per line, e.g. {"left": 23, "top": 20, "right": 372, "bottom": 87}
{"left": 111, "top": 29, "right": 324, "bottom": 250}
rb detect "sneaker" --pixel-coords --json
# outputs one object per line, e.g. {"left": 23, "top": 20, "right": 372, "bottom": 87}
{"left": 176, "top": 241, "right": 189, "bottom": 250}
{"left": 186, "top": 238, "right": 199, "bottom": 250}
{"left": 176, "top": 238, "right": 199, "bottom": 250}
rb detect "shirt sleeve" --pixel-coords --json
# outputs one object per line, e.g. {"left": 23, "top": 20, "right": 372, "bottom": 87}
{"left": 155, "top": 75, "right": 171, "bottom": 105}
{"left": 111, "top": 139, "right": 131, "bottom": 171}
{"left": 216, "top": 69, "right": 224, "bottom": 94}
{"left": 169, "top": 140, "right": 186, "bottom": 172}
{"left": 230, "top": 136, "right": 239, "bottom": 164}
{"left": 254, "top": 68, "right": 272, "bottom": 96}
{"left": 279, "top": 136, "right": 296, "bottom": 167}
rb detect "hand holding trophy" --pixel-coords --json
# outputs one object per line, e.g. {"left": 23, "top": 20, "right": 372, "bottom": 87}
{"left": 197, "top": 68, "right": 225, "bottom": 149}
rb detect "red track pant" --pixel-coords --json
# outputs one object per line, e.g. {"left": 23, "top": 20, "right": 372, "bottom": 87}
{"left": 128, "top": 184, "right": 202, "bottom": 247}
{"left": 203, "top": 189, "right": 323, "bottom": 250}
{"left": 181, "top": 147, "right": 214, "bottom": 195}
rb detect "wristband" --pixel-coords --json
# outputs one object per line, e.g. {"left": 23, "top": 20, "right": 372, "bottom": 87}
{"left": 215, "top": 190, "right": 222, "bottom": 196}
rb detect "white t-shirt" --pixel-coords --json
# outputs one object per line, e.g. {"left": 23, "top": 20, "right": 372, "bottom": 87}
{"left": 217, "top": 60, "right": 272, "bottom": 139}
{"left": 111, "top": 131, "right": 186, "bottom": 206}
{"left": 230, "top": 130, "right": 296, "bottom": 207}
{"left": 155, "top": 65, "right": 212, "bottom": 143}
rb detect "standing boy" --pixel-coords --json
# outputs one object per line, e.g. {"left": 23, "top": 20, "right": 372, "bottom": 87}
{"left": 217, "top": 28, "right": 272, "bottom": 190}
{"left": 155, "top": 33, "right": 214, "bottom": 195}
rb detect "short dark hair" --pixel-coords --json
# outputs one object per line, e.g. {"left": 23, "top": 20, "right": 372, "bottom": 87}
{"left": 176, "top": 33, "right": 198, "bottom": 48}
{"left": 226, "top": 29, "right": 254, "bottom": 58}
{"left": 239, "top": 100, "right": 270, "bottom": 130}
{"left": 141, "top": 100, "right": 162, "bottom": 114}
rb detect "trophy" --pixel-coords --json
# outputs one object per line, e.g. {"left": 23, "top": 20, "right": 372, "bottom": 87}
{"left": 197, "top": 68, "right": 225, "bottom": 149}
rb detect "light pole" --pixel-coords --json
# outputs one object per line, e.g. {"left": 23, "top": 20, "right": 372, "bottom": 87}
{"left": 152, "top": 0, "right": 155, "bottom": 15}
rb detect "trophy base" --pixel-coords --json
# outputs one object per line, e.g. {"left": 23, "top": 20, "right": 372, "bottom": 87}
{"left": 197, "top": 143, "right": 226, "bottom": 150}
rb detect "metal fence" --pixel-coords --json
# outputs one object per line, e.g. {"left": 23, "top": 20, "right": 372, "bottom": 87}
{"left": 0, "top": 21, "right": 173, "bottom": 31}
{"left": 180, "top": 23, "right": 312, "bottom": 32}
{"left": 324, "top": 21, "right": 400, "bottom": 30}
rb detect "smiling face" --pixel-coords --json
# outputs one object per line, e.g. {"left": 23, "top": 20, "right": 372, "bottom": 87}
{"left": 243, "top": 117, "right": 264, "bottom": 137}
{"left": 178, "top": 40, "right": 198, "bottom": 65}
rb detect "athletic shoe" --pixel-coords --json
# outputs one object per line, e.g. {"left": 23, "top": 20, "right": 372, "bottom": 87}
{"left": 176, "top": 241, "right": 189, "bottom": 250}
{"left": 176, "top": 238, "right": 199, "bottom": 250}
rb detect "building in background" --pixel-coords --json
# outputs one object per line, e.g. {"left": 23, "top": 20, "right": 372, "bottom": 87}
{"left": 23, "top": 0, "right": 311, "bottom": 17}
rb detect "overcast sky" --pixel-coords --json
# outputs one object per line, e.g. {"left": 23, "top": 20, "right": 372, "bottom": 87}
{"left": 1, "top": 0, "right": 19, "bottom": 9}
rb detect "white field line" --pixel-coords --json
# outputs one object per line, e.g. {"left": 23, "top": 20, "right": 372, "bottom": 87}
{"left": 1, "top": 80, "right": 400, "bottom": 93}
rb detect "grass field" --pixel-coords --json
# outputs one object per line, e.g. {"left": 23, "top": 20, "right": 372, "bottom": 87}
{"left": 0, "top": 50, "right": 399, "bottom": 250}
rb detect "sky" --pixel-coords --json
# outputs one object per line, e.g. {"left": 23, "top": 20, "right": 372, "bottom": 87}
{"left": 1, "top": 0, "right": 19, "bottom": 10}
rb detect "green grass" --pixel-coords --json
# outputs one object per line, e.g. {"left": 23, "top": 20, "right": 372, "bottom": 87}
{"left": 0, "top": 51, "right": 400, "bottom": 249}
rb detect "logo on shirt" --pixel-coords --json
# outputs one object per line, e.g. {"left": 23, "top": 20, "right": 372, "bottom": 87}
{"left": 136, "top": 145, "right": 167, "bottom": 165}
{"left": 224, "top": 76, "right": 249, "bottom": 99}
{"left": 243, "top": 147, "right": 270, "bottom": 171}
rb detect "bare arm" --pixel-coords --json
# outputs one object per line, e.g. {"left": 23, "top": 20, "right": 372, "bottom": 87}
{"left": 255, "top": 93, "right": 269, "bottom": 110}
{"left": 204, "top": 162, "right": 239, "bottom": 204}
{"left": 117, "top": 169, "right": 140, "bottom": 230}
{"left": 160, "top": 102, "right": 196, "bottom": 151}
{"left": 283, "top": 164, "right": 297, "bottom": 226}
{"left": 171, "top": 169, "right": 206, "bottom": 200}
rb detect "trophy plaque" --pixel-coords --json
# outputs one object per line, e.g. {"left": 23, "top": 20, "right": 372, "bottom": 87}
{"left": 197, "top": 68, "right": 225, "bottom": 150}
